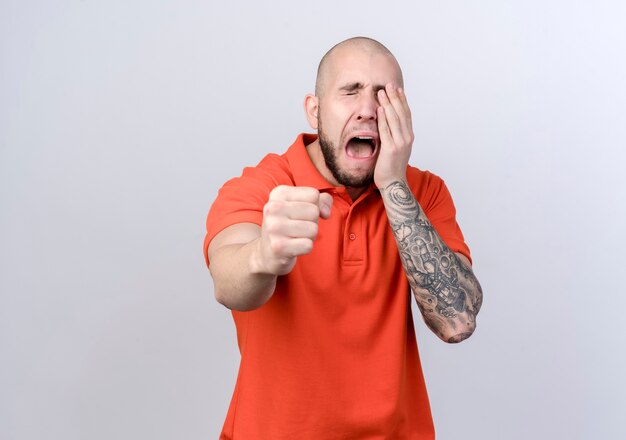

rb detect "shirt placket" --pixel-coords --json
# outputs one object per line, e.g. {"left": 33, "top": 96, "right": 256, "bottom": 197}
{"left": 342, "top": 201, "right": 365, "bottom": 265}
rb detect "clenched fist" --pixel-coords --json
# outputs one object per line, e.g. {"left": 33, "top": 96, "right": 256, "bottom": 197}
{"left": 255, "top": 185, "right": 333, "bottom": 276}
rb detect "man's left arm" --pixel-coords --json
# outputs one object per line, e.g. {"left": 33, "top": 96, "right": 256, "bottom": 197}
{"left": 380, "top": 180, "right": 482, "bottom": 342}
{"left": 375, "top": 84, "right": 483, "bottom": 343}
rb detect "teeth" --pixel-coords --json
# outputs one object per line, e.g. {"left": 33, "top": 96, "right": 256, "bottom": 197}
{"left": 355, "top": 136, "right": 373, "bottom": 140}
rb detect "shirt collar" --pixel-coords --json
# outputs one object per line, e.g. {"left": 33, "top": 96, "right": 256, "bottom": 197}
{"left": 284, "top": 133, "right": 336, "bottom": 190}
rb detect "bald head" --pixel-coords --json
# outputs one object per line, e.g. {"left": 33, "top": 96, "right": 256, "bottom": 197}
{"left": 315, "top": 37, "right": 403, "bottom": 97}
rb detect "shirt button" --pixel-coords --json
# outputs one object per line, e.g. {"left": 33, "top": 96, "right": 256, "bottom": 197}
{"left": 349, "top": 233, "right": 356, "bottom": 240}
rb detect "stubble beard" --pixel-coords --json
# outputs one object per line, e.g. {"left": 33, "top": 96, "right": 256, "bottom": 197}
{"left": 318, "top": 114, "right": 374, "bottom": 188}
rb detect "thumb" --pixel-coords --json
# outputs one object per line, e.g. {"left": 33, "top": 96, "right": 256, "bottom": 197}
{"left": 377, "top": 105, "right": 393, "bottom": 147}
{"left": 318, "top": 192, "right": 333, "bottom": 219}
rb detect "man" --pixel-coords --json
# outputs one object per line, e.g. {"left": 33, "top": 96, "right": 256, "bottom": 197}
{"left": 204, "top": 37, "right": 482, "bottom": 439}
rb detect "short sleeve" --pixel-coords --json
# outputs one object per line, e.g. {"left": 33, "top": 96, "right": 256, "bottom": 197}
{"left": 410, "top": 168, "right": 472, "bottom": 264}
{"left": 203, "top": 154, "right": 294, "bottom": 267}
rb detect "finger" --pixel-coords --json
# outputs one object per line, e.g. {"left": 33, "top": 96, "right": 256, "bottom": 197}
{"left": 386, "top": 83, "right": 408, "bottom": 119}
{"left": 271, "top": 237, "right": 314, "bottom": 258}
{"left": 377, "top": 105, "right": 393, "bottom": 148}
{"left": 385, "top": 84, "right": 411, "bottom": 140}
{"left": 396, "top": 87, "right": 414, "bottom": 138}
{"left": 277, "top": 218, "right": 319, "bottom": 240}
{"left": 269, "top": 185, "right": 320, "bottom": 203}
{"left": 378, "top": 89, "right": 402, "bottom": 143}
{"left": 396, "top": 87, "right": 411, "bottom": 115}
{"left": 264, "top": 200, "right": 320, "bottom": 221}
{"left": 318, "top": 192, "right": 333, "bottom": 219}
{"left": 287, "top": 238, "right": 315, "bottom": 256}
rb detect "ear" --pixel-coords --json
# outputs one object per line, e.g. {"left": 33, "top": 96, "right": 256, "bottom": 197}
{"left": 304, "top": 94, "right": 319, "bottom": 130}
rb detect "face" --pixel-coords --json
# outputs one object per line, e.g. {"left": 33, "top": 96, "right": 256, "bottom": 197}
{"left": 306, "top": 48, "right": 403, "bottom": 188}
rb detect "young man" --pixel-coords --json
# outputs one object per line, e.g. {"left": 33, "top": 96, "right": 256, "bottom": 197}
{"left": 204, "top": 37, "right": 482, "bottom": 439}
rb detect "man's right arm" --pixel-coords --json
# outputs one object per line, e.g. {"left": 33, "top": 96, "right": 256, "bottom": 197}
{"left": 207, "top": 186, "right": 332, "bottom": 311}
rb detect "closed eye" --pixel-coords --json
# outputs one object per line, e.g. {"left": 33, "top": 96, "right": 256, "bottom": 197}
{"left": 339, "top": 82, "right": 362, "bottom": 95}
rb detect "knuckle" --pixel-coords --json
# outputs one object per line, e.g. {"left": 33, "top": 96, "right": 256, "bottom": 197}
{"left": 269, "top": 185, "right": 289, "bottom": 200}
{"left": 301, "top": 187, "right": 320, "bottom": 202}
{"left": 263, "top": 200, "right": 282, "bottom": 216}
{"left": 269, "top": 237, "right": 285, "bottom": 255}
{"left": 307, "top": 204, "right": 320, "bottom": 220}
{"left": 307, "top": 222, "right": 319, "bottom": 239}
{"left": 264, "top": 218, "right": 279, "bottom": 234}
{"left": 302, "top": 239, "right": 314, "bottom": 254}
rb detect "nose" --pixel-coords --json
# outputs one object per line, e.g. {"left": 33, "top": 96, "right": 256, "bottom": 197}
{"left": 356, "top": 91, "right": 379, "bottom": 121}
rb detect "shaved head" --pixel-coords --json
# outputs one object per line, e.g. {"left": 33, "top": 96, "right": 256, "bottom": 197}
{"left": 303, "top": 37, "right": 406, "bottom": 190}
{"left": 315, "top": 37, "right": 403, "bottom": 97}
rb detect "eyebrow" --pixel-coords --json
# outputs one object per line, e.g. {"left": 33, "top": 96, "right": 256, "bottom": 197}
{"left": 339, "top": 82, "right": 363, "bottom": 92}
{"left": 338, "top": 82, "right": 387, "bottom": 93}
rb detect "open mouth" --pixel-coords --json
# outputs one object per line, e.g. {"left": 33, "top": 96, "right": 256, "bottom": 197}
{"left": 345, "top": 135, "right": 378, "bottom": 159}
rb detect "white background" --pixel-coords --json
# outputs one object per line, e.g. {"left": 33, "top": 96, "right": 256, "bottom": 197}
{"left": 2, "top": 1, "right": 625, "bottom": 439}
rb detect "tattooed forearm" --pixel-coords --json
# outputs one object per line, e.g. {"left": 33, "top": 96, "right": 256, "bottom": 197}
{"left": 381, "top": 180, "right": 483, "bottom": 342}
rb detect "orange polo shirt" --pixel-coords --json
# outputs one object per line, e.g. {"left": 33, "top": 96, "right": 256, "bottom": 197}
{"left": 204, "top": 134, "right": 471, "bottom": 439}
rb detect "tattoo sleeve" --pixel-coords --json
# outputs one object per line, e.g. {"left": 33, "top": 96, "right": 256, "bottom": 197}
{"left": 380, "top": 180, "right": 483, "bottom": 343}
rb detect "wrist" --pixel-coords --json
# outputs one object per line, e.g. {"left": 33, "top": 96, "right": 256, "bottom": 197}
{"left": 248, "top": 238, "right": 270, "bottom": 275}
{"left": 377, "top": 177, "right": 408, "bottom": 192}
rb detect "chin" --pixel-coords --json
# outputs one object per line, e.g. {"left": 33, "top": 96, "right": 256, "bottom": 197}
{"left": 337, "top": 168, "right": 374, "bottom": 188}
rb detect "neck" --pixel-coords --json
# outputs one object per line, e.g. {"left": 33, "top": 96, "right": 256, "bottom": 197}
{"left": 306, "top": 139, "right": 335, "bottom": 184}
{"left": 345, "top": 186, "right": 368, "bottom": 201}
